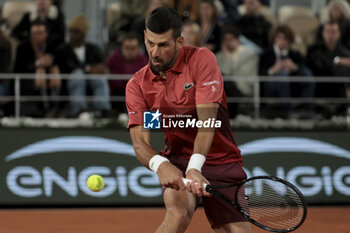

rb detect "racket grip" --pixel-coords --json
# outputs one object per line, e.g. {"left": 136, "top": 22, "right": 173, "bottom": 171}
{"left": 182, "top": 178, "right": 208, "bottom": 189}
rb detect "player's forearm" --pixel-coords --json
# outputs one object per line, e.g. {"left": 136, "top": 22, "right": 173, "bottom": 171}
{"left": 193, "top": 103, "right": 218, "bottom": 156}
{"left": 187, "top": 103, "right": 219, "bottom": 174}
{"left": 133, "top": 141, "right": 158, "bottom": 168}
{"left": 192, "top": 129, "right": 215, "bottom": 156}
{"left": 130, "top": 126, "right": 160, "bottom": 169}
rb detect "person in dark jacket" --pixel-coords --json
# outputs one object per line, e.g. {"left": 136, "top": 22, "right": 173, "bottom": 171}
{"left": 307, "top": 21, "right": 350, "bottom": 116}
{"left": 316, "top": 0, "right": 350, "bottom": 50}
{"left": 13, "top": 19, "right": 61, "bottom": 117}
{"left": 0, "top": 19, "right": 12, "bottom": 97}
{"left": 56, "top": 15, "right": 111, "bottom": 118}
{"left": 237, "top": 0, "right": 271, "bottom": 49}
{"left": 259, "top": 25, "right": 315, "bottom": 118}
{"left": 0, "top": 19, "right": 12, "bottom": 117}
{"left": 11, "top": 0, "right": 65, "bottom": 46}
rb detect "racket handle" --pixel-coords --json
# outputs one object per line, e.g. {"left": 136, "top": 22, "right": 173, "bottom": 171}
{"left": 182, "top": 178, "right": 208, "bottom": 189}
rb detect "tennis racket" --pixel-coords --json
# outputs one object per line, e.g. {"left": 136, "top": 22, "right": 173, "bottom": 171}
{"left": 182, "top": 176, "right": 307, "bottom": 232}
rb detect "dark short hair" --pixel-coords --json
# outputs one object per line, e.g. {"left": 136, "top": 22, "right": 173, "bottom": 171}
{"left": 324, "top": 20, "right": 341, "bottom": 33}
{"left": 30, "top": 19, "right": 48, "bottom": 31}
{"left": 145, "top": 7, "right": 182, "bottom": 39}
{"left": 270, "top": 25, "right": 295, "bottom": 44}
{"left": 222, "top": 26, "right": 241, "bottom": 39}
{"left": 122, "top": 32, "right": 141, "bottom": 45}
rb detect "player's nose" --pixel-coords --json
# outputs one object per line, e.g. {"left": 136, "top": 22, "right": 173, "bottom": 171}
{"left": 151, "top": 46, "right": 160, "bottom": 58}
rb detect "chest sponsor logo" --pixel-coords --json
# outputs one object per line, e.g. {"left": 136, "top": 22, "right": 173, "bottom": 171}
{"left": 184, "top": 82, "right": 194, "bottom": 90}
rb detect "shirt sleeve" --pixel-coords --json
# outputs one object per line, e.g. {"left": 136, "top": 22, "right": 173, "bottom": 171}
{"left": 193, "top": 48, "right": 224, "bottom": 105}
{"left": 125, "top": 75, "right": 148, "bottom": 129}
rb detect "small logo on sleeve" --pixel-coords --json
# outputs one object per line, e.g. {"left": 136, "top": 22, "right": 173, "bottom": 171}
{"left": 184, "top": 82, "right": 194, "bottom": 90}
{"left": 143, "top": 110, "right": 162, "bottom": 129}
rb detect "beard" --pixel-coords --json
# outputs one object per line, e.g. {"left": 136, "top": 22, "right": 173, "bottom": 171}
{"left": 149, "top": 49, "right": 179, "bottom": 74}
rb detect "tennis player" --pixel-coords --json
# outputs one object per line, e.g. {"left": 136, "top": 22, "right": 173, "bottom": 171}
{"left": 126, "top": 7, "right": 252, "bottom": 233}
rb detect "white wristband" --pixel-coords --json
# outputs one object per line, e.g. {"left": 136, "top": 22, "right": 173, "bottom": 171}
{"left": 149, "top": 155, "right": 169, "bottom": 173}
{"left": 186, "top": 153, "right": 206, "bottom": 175}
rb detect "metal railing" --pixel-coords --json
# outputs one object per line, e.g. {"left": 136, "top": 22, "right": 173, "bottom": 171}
{"left": 0, "top": 73, "right": 349, "bottom": 119}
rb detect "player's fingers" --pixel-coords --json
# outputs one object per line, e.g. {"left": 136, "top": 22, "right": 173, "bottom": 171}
{"left": 189, "top": 181, "right": 197, "bottom": 195}
{"left": 177, "top": 179, "right": 186, "bottom": 191}
{"left": 195, "top": 182, "right": 203, "bottom": 197}
{"left": 169, "top": 183, "right": 179, "bottom": 190}
{"left": 190, "top": 181, "right": 202, "bottom": 197}
{"left": 186, "top": 182, "right": 192, "bottom": 193}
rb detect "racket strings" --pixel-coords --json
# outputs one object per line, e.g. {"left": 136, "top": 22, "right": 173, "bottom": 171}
{"left": 237, "top": 179, "right": 305, "bottom": 231}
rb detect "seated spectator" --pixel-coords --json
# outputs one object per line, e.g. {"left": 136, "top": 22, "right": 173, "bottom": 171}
{"left": 56, "top": 15, "right": 111, "bottom": 118}
{"left": 317, "top": 0, "right": 350, "bottom": 50}
{"left": 182, "top": 21, "right": 202, "bottom": 47}
{"left": 106, "top": 33, "right": 148, "bottom": 113}
{"left": 11, "top": 0, "right": 65, "bottom": 46}
{"left": 236, "top": 0, "right": 271, "bottom": 49}
{"left": 0, "top": 19, "right": 12, "bottom": 117}
{"left": 307, "top": 21, "right": 350, "bottom": 116}
{"left": 259, "top": 25, "right": 315, "bottom": 118}
{"left": 0, "top": 19, "right": 12, "bottom": 97}
{"left": 198, "top": 0, "right": 222, "bottom": 53}
{"left": 14, "top": 20, "right": 61, "bottom": 117}
{"left": 216, "top": 26, "right": 258, "bottom": 117}
{"left": 216, "top": 26, "right": 258, "bottom": 97}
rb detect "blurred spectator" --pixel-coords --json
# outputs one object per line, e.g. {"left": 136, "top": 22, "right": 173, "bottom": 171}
{"left": 307, "top": 21, "right": 350, "bottom": 116}
{"left": 217, "top": 0, "right": 240, "bottom": 25}
{"left": 216, "top": 26, "right": 258, "bottom": 117}
{"left": 109, "top": 0, "right": 152, "bottom": 46}
{"left": 13, "top": 20, "right": 61, "bottom": 117}
{"left": 317, "top": 0, "right": 350, "bottom": 50}
{"left": 52, "top": 0, "right": 63, "bottom": 10}
{"left": 198, "top": 0, "right": 222, "bottom": 53}
{"left": 130, "top": 0, "right": 166, "bottom": 46}
{"left": 182, "top": 21, "right": 202, "bottom": 47}
{"left": 106, "top": 33, "right": 148, "bottom": 113}
{"left": 11, "top": 0, "right": 65, "bottom": 46}
{"left": 167, "top": 0, "right": 199, "bottom": 21}
{"left": 216, "top": 26, "right": 258, "bottom": 97}
{"left": 236, "top": 0, "right": 271, "bottom": 49}
{"left": 259, "top": 25, "right": 315, "bottom": 118}
{"left": 0, "top": 19, "right": 12, "bottom": 97}
{"left": 119, "top": 0, "right": 151, "bottom": 18}
{"left": 56, "top": 15, "right": 111, "bottom": 118}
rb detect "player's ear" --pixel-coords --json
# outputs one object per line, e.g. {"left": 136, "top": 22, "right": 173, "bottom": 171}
{"left": 176, "top": 36, "right": 184, "bottom": 48}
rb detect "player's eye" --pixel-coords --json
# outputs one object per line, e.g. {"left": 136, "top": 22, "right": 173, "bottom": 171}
{"left": 158, "top": 43, "right": 168, "bottom": 48}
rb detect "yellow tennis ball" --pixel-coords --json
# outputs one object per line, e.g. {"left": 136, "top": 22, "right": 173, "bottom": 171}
{"left": 87, "top": 175, "right": 104, "bottom": 192}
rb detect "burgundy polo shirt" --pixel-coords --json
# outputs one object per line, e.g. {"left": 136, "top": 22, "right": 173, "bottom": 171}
{"left": 126, "top": 46, "right": 242, "bottom": 165}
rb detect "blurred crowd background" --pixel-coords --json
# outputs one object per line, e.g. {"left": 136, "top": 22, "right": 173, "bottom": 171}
{"left": 0, "top": 0, "right": 349, "bottom": 121}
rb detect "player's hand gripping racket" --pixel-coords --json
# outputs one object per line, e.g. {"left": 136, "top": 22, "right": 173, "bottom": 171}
{"left": 183, "top": 176, "right": 307, "bottom": 232}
